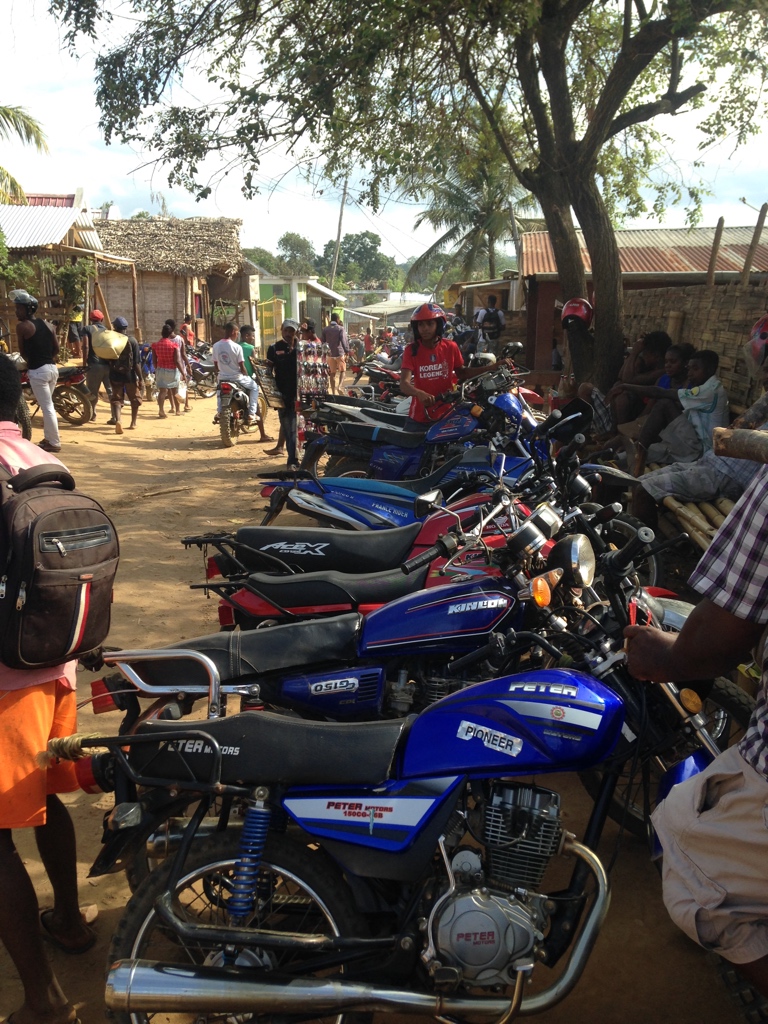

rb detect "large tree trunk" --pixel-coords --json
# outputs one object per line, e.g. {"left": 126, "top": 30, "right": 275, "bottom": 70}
{"left": 488, "top": 233, "right": 496, "bottom": 279}
{"left": 569, "top": 174, "right": 625, "bottom": 392}
{"left": 530, "top": 170, "right": 592, "bottom": 378}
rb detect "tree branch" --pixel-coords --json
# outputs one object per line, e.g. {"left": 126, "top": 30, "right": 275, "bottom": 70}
{"left": 608, "top": 82, "right": 707, "bottom": 138}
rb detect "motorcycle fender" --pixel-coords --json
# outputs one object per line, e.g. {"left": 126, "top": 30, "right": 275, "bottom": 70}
{"left": 651, "top": 749, "right": 713, "bottom": 859}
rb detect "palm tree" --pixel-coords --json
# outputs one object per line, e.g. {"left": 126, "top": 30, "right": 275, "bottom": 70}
{"left": 403, "top": 138, "right": 537, "bottom": 291}
{"left": 0, "top": 106, "right": 49, "bottom": 204}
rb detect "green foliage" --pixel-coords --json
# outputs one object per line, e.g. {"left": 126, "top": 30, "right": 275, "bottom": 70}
{"left": 49, "top": 0, "right": 768, "bottom": 386}
{"left": 0, "top": 103, "right": 49, "bottom": 204}
{"left": 276, "top": 233, "right": 318, "bottom": 275}
{"left": 242, "top": 246, "right": 289, "bottom": 275}
{"left": 402, "top": 119, "right": 536, "bottom": 288}
{"left": 131, "top": 210, "right": 152, "bottom": 219}
{"left": 317, "top": 231, "right": 399, "bottom": 287}
{"left": 0, "top": 254, "right": 95, "bottom": 313}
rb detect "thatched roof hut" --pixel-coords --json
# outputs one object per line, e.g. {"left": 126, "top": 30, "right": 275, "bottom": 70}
{"left": 93, "top": 217, "right": 255, "bottom": 343}
{"left": 95, "top": 217, "right": 244, "bottom": 277}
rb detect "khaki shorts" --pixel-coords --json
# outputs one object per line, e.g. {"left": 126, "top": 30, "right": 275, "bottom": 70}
{"left": 652, "top": 745, "right": 768, "bottom": 964}
{"left": 0, "top": 680, "right": 78, "bottom": 829}
{"left": 327, "top": 355, "right": 346, "bottom": 373}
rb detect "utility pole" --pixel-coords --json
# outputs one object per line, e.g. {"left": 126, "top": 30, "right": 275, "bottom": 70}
{"left": 328, "top": 176, "right": 349, "bottom": 291}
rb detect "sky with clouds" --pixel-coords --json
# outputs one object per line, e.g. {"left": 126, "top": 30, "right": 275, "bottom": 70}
{"left": 4, "top": 0, "right": 767, "bottom": 265}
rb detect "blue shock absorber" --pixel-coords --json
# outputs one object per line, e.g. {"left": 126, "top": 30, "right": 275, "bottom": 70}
{"left": 227, "top": 797, "right": 271, "bottom": 922}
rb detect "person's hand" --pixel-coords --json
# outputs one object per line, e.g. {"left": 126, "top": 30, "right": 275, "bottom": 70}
{"left": 606, "top": 383, "right": 626, "bottom": 400}
{"left": 623, "top": 624, "right": 677, "bottom": 682}
{"left": 420, "top": 391, "right": 437, "bottom": 407}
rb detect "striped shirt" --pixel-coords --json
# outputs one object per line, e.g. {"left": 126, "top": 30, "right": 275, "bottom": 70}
{"left": 689, "top": 464, "right": 768, "bottom": 777}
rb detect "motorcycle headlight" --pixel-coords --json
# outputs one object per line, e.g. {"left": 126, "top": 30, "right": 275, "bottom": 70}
{"left": 546, "top": 534, "right": 596, "bottom": 587}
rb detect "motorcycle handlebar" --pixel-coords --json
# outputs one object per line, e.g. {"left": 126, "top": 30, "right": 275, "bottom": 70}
{"left": 535, "top": 409, "right": 563, "bottom": 435}
{"left": 602, "top": 525, "right": 655, "bottom": 575}
{"left": 400, "top": 533, "right": 460, "bottom": 575}
{"left": 556, "top": 432, "right": 586, "bottom": 462}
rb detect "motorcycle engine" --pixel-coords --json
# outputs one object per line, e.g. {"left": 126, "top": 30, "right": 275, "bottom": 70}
{"left": 434, "top": 889, "right": 537, "bottom": 987}
{"left": 433, "top": 783, "right": 562, "bottom": 987}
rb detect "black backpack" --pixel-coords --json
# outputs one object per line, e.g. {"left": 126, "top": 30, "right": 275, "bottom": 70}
{"left": 482, "top": 307, "right": 502, "bottom": 339}
{"left": 0, "top": 465, "right": 119, "bottom": 669}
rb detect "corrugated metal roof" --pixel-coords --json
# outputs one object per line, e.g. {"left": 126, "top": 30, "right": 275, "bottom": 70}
{"left": 0, "top": 204, "right": 103, "bottom": 251}
{"left": 25, "top": 194, "right": 76, "bottom": 208}
{"left": 306, "top": 280, "right": 348, "bottom": 303}
{"left": 353, "top": 299, "right": 424, "bottom": 316}
{"left": 521, "top": 226, "right": 768, "bottom": 277}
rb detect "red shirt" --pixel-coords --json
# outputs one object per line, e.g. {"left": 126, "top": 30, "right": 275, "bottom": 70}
{"left": 153, "top": 336, "right": 181, "bottom": 370}
{"left": 401, "top": 337, "right": 464, "bottom": 423}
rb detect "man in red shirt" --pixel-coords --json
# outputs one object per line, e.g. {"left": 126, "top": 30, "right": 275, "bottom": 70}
{"left": 400, "top": 302, "right": 504, "bottom": 427}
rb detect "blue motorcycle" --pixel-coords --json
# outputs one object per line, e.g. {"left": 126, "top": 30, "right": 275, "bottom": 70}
{"left": 69, "top": 595, "right": 740, "bottom": 1020}
{"left": 301, "top": 367, "right": 541, "bottom": 481}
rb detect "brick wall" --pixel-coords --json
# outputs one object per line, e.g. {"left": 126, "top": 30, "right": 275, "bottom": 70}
{"left": 100, "top": 270, "right": 191, "bottom": 341}
{"left": 623, "top": 280, "right": 768, "bottom": 411}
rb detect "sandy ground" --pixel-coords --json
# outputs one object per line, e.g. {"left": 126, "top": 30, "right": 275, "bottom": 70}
{"left": 0, "top": 386, "right": 744, "bottom": 1023}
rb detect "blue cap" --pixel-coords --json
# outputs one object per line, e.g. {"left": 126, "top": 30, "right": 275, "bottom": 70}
{"left": 113, "top": 316, "right": 129, "bottom": 331}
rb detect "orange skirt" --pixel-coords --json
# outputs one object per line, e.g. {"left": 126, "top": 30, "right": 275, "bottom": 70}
{"left": 0, "top": 679, "right": 78, "bottom": 829}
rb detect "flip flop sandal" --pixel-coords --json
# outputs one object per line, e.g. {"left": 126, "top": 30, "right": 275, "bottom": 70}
{"left": 39, "top": 910, "right": 97, "bottom": 955}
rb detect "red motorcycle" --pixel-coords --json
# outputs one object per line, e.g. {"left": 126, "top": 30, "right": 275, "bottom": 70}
{"left": 21, "top": 364, "right": 92, "bottom": 426}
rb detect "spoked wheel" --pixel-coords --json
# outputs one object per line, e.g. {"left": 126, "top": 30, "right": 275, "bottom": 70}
{"left": 109, "top": 831, "right": 366, "bottom": 1024}
{"left": 578, "top": 676, "right": 754, "bottom": 838}
{"left": 192, "top": 373, "right": 218, "bottom": 399}
{"left": 54, "top": 385, "right": 91, "bottom": 425}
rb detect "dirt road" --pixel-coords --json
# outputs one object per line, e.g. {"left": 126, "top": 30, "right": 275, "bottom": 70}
{"left": 0, "top": 389, "right": 744, "bottom": 1023}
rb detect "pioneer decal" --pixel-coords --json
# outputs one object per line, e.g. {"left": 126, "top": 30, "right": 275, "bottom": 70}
{"left": 457, "top": 720, "right": 522, "bottom": 757}
{"left": 502, "top": 699, "right": 603, "bottom": 731}
{"left": 284, "top": 796, "right": 434, "bottom": 829}
{"left": 309, "top": 677, "right": 359, "bottom": 695}
{"left": 260, "top": 541, "right": 329, "bottom": 556}
{"left": 448, "top": 597, "right": 508, "bottom": 615}
{"left": 509, "top": 681, "right": 579, "bottom": 698}
{"left": 171, "top": 740, "right": 240, "bottom": 756}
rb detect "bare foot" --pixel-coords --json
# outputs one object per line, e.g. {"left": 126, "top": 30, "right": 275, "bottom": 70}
{"left": 39, "top": 908, "right": 97, "bottom": 954}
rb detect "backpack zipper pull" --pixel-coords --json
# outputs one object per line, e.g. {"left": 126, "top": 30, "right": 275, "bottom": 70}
{"left": 0, "top": 576, "right": 6, "bottom": 600}
{"left": 53, "top": 538, "right": 67, "bottom": 556}
{"left": 16, "top": 582, "right": 26, "bottom": 611}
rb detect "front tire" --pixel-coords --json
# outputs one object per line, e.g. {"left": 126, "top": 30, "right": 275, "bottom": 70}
{"left": 109, "top": 831, "right": 365, "bottom": 1024}
{"left": 578, "top": 676, "right": 754, "bottom": 838}
{"left": 54, "top": 385, "right": 91, "bottom": 425}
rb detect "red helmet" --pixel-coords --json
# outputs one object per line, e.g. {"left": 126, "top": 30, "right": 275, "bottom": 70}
{"left": 746, "top": 313, "right": 768, "bottom": 367}
{"left": 410, "top": 302, "right": 447, "bottom": 338}
{"left": 561, "top": 298, "right": 593, "bottom": 328}
{"left": 411, "top": 302, "right": 447, "bottom": 321}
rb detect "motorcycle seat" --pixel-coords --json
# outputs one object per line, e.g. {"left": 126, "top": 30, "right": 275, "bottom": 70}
{"left": 130, "top": 711, "right": 414, "bottom": 786}
{"left": 339, "top": 422, "right": 427, "bottom": 448}
{"left": 194, "top": 360, "right": 215, "bottom": 371}
{"left": 56, "top": 366, "right": 83, "bottom": 382}
{"left": 241, "top": 563, "right": 429, "bottom": 609}
{"left": 322, "top": 453, "right": 465, "bottom": 497}
{"left": 122, "top": 612, "right": 363, "bottom": 691}
{"left": 233, "top": 522, "right": 423, "bottom": 573}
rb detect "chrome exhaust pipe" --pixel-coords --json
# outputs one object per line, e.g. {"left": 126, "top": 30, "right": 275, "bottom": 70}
{"left": 106, "top": 963, "right": 515, "bottom": 1019}
{"left": 106, "top": 838, "right": 608, "bottom": 1018}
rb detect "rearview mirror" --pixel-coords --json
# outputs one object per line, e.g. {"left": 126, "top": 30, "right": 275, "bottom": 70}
{"left": 414, "top": 489, "right": 444, "bottom": 518}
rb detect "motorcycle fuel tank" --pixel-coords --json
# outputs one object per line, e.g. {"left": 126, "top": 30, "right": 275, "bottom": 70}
{"left": 360, "top": 578, "right": 523, "bottom": 654}
{"left": 425, "top": 409, "right": 479, "bottom": 443}
{"left": 399, "top": 669, "right": 624, "bottom": 777}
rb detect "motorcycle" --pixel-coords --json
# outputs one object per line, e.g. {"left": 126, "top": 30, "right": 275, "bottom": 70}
{"left": 64, "top": 559, "right": 749, "bottom": 1021}
{"left": 302, "top": 367, "right": 548, "bottom": 480}
{"left": 22, "top": 363, "right": 91, "bottom": 425}
{"left": 214, "top": 380, "right": 268, "bottom": 447}
{"left": 187, "top": 353, "right": 218, "bottom": 398}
